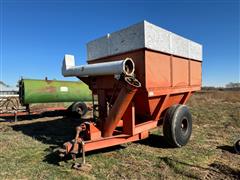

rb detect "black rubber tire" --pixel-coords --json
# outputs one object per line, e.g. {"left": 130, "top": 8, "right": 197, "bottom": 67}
{"left": 234, "top": 139, "right": 240, "bottom": 154}
{"left": 71, "top": 102, "right": 88, "bottom": 116}
{"left": 163, "top": 104, "right": 192, "bottom": 147}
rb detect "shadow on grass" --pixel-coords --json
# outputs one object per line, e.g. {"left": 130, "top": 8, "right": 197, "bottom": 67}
{"left": 11, "top": 116, "right": 126, "bottom": 166}
{"left": 160, "top": 157, "right": 240, "bottom": 179}
{"left": 135, "top": 134, "right": 173, "bottom": 148}
{"left": 217, "top": 145, "right": 236, "bottom": 154}
{"left": 43, "top": 135, "right": 171, "bottom": 166}
{"left": 209, "top": 161, "right": 240, "bottom": 179}
{"left": 43, "top": 145, "right": 126, "bottom": 166}
{"left": 11, "top": 117, "right": 174, "bottom": 166}
{"left": 11, "top": 117, "right": 79, "bottom": 145}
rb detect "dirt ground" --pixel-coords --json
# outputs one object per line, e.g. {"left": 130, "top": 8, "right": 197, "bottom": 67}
{"left": 0, "top": 91, "right": 239, "bottom": 179}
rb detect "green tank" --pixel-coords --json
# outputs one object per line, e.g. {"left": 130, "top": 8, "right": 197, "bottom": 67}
{"left": 19, "top": 79, "right": 92, "bottom": 105}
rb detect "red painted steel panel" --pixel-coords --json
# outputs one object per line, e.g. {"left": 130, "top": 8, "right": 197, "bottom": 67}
{"left": 190, "top": 60, "right": 202, "bottom": 86}
{"left": 145, "top": 51, "right": 171, "bottom": 88}
{"left": 172, "top": 57, "right": 189, "bottom": 87}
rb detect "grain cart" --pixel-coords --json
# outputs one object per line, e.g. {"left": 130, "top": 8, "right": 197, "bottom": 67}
{"left": 59, "top": 21, "right": 202, "bottom": 168}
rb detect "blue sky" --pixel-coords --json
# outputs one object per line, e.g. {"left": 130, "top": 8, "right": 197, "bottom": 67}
{"left": 0, "top": 0, "right": 239, "bottom": 87}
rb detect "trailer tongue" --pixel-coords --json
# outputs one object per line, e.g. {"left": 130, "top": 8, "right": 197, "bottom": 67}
{"left": 58, "top": 21, "right": 202, "bottom": 170}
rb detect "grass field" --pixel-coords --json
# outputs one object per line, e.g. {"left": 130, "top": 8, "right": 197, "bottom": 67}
{"left": 0, "top": 91, "right": 239, "bottom": 179}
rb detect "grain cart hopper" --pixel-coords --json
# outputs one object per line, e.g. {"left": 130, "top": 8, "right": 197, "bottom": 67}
{"left": 19, "top": 79, "right": 92, "bottom": 116}
{"left": 59, "top": 21, "right": 202, "bottom": 168}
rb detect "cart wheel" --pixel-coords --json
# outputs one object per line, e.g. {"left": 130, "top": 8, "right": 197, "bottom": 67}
{"left": 234, "top": 139, "right": 240, "bottom": 154}
{"left": 163, "top": 104, "right": 192, "bottom": 147}
{"left": 71, "top": 102, "right": 88, "bottom": 116}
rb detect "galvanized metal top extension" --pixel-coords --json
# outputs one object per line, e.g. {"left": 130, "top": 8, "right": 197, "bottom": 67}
{"left": 87, "top": 20, "right": 202, "bottom": 61}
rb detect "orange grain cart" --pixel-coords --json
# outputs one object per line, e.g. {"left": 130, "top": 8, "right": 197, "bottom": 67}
{"left": 60, "top": 21, "right": 202, "bottom": 167}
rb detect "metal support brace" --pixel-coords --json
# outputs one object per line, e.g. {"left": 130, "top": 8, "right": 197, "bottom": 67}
{"left": 81, "top": 141, "right": 86, "bottom": 165}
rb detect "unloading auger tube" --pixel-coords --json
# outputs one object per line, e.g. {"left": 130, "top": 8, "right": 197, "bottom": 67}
{"left": 58, "top": 75, "right": 141, "bottom": 170}
{"left": 62, "top": 54, "right": 135, "bottom": 77}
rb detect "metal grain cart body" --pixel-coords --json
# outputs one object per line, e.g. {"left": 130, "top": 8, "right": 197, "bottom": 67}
{"left": 59, "top": 21, "right": 202, "bottom": 167}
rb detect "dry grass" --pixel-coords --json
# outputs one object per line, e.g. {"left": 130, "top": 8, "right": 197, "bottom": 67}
{"left": 0, "top": 90, "right": 239, "bottom": 179}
